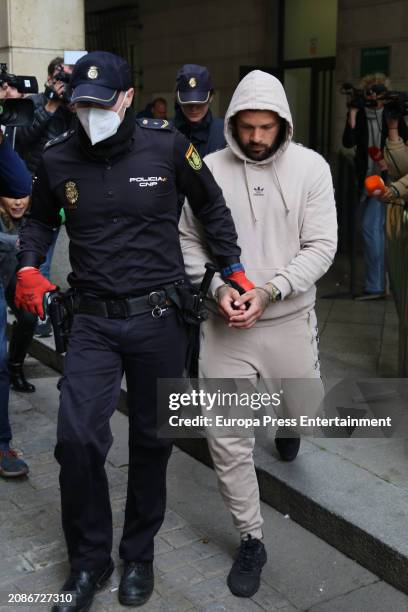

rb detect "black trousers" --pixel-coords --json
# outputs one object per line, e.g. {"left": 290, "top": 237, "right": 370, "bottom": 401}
{"left": 54, "top": 308, "right": 187, "bottom": 571}
{"left": 6, "top": 277, "right": 37, "bottom": 364}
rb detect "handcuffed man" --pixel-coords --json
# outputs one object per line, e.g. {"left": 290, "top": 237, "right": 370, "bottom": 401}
{"left": 180, "top": 70, "right": 337, "bottom": 598}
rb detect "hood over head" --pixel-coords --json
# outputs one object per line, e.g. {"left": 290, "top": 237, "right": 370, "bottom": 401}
{"left": 224, "top": 70, "right": 293, "bottom": 164}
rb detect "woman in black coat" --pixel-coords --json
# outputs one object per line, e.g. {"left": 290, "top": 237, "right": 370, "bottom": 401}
{"left": 0, "top": 194, "right": 37, "bottom": 392}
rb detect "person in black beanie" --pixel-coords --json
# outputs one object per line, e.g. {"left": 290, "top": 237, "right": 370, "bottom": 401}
{"left": 0, "top": 129, "right": 31, "bottom": 478}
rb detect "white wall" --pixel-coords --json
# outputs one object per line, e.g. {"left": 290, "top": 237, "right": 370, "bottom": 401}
{"left": 0, "top": 0, "right": 84, "bottom": 88}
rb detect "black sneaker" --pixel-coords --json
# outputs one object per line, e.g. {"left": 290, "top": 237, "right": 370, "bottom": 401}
{"left": 227, "top": 535, "right": 267, "bottom": 598}
{"left": 275, "top": 427, "right": 301, "bottom": 462}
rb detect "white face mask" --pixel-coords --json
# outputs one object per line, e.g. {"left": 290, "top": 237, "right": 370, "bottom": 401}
{"left": 76, "top": 92, "right": 128, "bottom": 145}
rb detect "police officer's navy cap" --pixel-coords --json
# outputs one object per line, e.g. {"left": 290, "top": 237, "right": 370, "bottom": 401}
{"left": 176, "top": 64, "right": 213, "bottom": 104}
{"left": 71, "top": 51, "right": 132, "bottom": 107}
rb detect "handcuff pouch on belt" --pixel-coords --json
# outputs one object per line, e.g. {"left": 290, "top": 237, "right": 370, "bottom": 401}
{"left": 46, "top": 289, "right": 75, "bottom": 354}
{"left": 166, "top": 280, "right": 209, "bottom": 326}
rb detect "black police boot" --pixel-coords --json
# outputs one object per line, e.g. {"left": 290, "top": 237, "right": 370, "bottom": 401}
{"left": 118, "top": 561, "right": 154, "bottom": 606}
{"left": 51, "top": 559, "right": 114, "bottom": 612}
{"left": 275, "top": 426, "right": 300, "bottom": 462}
{"left": 8, "top": 321, "right": 35, "bottom": 393}
{"left": 227, "top": 535, "right": 267, "bottom": 598}
{"left": 8, "top": 363, "right": 35, "bottom": 393}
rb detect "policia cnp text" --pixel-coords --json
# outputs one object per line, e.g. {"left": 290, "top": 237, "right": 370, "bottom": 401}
{"left": 15, "top": 51, "right": 253, "bottom": 611}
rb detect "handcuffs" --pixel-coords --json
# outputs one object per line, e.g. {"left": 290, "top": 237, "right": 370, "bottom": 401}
{"left": 148, "top": 290, "right": 169, "bottom": 319}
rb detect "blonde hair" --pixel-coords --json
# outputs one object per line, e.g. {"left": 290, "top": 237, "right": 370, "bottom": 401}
{"left": 0, "top": 206, "right": 15, "bottom": 231}
{"left": 360, "top": 73, "right": 390, "bottom": 90}
{"left": 0, "top": 195, "right": 31, "bottom": 231}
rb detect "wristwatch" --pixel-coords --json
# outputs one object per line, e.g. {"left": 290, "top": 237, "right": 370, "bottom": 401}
{"left": 389, "top": 184, "right": 400, "bottom": 198}
{"left": 264, "top": 282, "right": 282, "bottom": 303}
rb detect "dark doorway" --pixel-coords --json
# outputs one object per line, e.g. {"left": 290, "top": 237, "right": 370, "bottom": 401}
{"left": 283, "top": 57, "right": 335, "bottom": 159}
{"left": 85, "top": 4, "right": 143, "bottom": 102}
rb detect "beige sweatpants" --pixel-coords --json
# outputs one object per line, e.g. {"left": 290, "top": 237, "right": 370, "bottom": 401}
{"left": 198, "top": 308, "right": 323, "bottom": 540}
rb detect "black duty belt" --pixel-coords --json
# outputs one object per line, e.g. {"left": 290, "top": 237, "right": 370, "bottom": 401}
{"left": 73, "top": 289, "right": 173, "bottom": 319}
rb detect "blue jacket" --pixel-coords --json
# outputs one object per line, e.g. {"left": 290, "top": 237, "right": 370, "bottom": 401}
{"left": 174, "top": 107, "right": 226, "bottom": 158}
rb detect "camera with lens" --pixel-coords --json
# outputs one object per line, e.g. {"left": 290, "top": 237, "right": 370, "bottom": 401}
{"left": 381, "top": 91, "right": 408, "bottom": 119}
{"left": 0, "top": 63, "right": 38, "bottom": 95}
{"left": 340, "top": 82, "right": 387, "bottom": 110}
{"left": 44, "top": 65, "right": 72, "bottom": 104}
{"left": 341, "top": 82, "right": 408, "bottom": 118}
{"left": 0, "top": 63, "right": 38, "bottom": 126}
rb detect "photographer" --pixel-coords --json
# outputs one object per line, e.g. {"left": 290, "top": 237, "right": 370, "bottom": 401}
{"left": 14, "top": 57, "right": 75, "bottom": 174}
{"left": 343, "top": 73, "right": 408, "bottom": 299}
{"left": 1, "top": 80, "right": 23, "bottom": 148}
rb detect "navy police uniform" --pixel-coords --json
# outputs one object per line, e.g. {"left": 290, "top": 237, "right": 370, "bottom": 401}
{"left": 18, "top": 55, "right": 241, "bottom": 574}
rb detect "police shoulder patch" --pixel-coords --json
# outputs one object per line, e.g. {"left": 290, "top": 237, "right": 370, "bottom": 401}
{"left": 185, "top": 143, "right": 202, "bottom": 170}
{"left": 136, "top": 118, "right": 173, "bottom": 131}
{"left": 44, "top": 130, "right": 75, "bottom": 150}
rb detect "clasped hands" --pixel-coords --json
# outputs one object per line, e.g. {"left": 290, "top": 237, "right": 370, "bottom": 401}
{"left": 216, "top": 285, "right": 270, "bottom": 329}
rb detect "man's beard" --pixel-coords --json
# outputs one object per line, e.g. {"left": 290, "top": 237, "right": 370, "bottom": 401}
{"left": 236, "top": 136, "right": 274, "bottom": 161}
{"left": 233, "top": 130, "right": 275, "bottom": 161}
{"left": 232, "top": 117, "right": 287, "bottom": 161}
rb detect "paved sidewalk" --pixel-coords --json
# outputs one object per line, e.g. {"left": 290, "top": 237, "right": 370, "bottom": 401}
{"left": 9, "top": 245, "right": 408, "bottom": 593}
{"left": 2, "top": 367, "right": 408, "bottom": 612}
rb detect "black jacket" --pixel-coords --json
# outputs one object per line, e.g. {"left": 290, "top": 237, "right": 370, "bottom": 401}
{"left": 14, "top": 93, "right": 75, "bottom": 174}
{"left": 0, "top": 216, "right": 21, "bottom": 289}
{"left": 342, "top": 109, "right": 408, "bottom": 191}
{"left": 18, "top": 116, "right": 240, "bottom": 297}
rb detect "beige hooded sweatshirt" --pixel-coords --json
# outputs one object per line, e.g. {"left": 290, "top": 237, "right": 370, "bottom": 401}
{"left": 179, "top": 70, "right": 337, "bottom": 324}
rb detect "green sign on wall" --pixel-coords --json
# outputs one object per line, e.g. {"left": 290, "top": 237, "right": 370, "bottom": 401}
{"left": 361, "top": 47, "right": 390, "bottom": 76}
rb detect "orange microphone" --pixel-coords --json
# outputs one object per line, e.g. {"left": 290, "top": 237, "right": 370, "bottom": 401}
{"left": 365, "top": 175, "right": 386, "bottom": 197}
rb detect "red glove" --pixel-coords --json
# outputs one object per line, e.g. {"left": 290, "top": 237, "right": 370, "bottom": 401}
{"left": 15, "top": 268, "right": 57, "bottom": 319}
{"left": 225, "top": 270, "right": 255, "bottom": 293}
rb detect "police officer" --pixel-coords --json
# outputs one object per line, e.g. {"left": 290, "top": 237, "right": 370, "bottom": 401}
{"left": 15, "top": 52, "right": 253, "bottom": 611}
{"left": 174, "top": 64, "right": 226, "bottom": 158}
